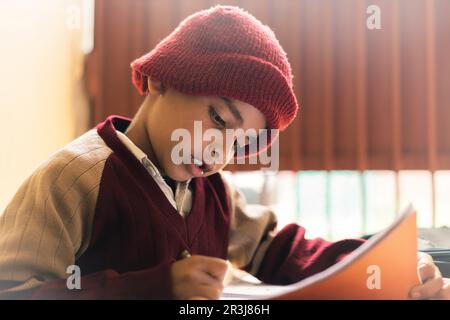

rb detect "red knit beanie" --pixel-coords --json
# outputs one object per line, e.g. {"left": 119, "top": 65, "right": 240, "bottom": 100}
{"left": 131, "top": 5, "right": 299, "bottom": 157}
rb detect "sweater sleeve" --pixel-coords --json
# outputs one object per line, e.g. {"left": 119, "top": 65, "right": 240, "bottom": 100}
{"left": 222, "top": 173, "right": 365, "bottom": 285}
{"left": 0, "top": 134, "right": 174, "bottom": 299}
{"left": 27, "top": 262, "right": 174, "bottom": 299}
{"left": 255, "top": 224, "right": 365, "bottom": 285}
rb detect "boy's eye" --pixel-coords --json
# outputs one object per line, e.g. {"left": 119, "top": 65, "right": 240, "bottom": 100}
{"left": 209, "top": 106, "right": 226, "bottom": 128}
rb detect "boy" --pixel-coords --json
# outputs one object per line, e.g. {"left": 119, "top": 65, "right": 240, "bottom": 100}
{"left": 0, "top": 5, "right": 448, "bottom": 299}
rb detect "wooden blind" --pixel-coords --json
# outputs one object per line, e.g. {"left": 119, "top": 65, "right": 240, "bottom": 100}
{"left": 85, "top": 0, "right": 450, "bottom": 171}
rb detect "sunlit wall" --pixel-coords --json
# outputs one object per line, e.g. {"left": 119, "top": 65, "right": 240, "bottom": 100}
{"left": 0, "top": 0, "right": 88, "bottom": 211}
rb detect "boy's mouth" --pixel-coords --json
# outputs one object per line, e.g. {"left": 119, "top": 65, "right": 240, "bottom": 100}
{"left": 188, "top": 156, "right": 213, "bottom": 176}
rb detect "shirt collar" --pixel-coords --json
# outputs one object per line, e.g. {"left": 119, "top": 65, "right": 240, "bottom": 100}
{"left": 114, "top": 129, "right": 191, "bottom": 204}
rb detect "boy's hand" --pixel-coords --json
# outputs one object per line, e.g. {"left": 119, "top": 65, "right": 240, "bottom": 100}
{"left": 170, "top": 255, "right": 229, "bottom": 300}
{"left": 410, "top": 252, "right": 450, "bottom": 299}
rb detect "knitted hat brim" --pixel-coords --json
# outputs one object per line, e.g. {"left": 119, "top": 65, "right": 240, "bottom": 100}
{"left": 132, "top": 52, "right": 296, "bottom": 159}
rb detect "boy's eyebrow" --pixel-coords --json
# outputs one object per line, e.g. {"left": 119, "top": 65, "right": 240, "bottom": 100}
{"left": 220, "top": 97, "right": 243, "bottom": 125}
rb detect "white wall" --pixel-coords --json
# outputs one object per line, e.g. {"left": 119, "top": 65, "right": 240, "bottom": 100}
{"left": 0, "top": 0, "right": 87, "bottom": 211}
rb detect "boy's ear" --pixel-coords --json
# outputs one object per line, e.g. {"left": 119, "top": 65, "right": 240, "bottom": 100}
{"left": 147, "top": 78, "right": 166, "bottom": 96}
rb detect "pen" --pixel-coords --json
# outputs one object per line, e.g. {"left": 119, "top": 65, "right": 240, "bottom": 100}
{"left": 180, "top": 249, "right": 191, "bottom": 259}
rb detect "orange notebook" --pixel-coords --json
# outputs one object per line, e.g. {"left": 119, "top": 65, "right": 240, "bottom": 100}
{"left": 221, "top": 205, "right": 420, "bottom": 300}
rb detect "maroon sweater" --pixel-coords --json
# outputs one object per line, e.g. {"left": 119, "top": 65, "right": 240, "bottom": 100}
{"left": 0, "top": 116, "right": 364, "bottom": 299}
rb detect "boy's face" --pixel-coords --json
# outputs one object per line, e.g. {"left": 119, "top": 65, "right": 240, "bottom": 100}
{"left": 144, "top": 80, "right": 266, "bottom": 182}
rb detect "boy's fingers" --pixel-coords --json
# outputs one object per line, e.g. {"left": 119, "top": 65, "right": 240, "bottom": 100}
{"left": 195, "top": 269, "right": 225, "bottom": 290}
{"left": 417, "top": 252, "right": 432, "bottom": 265}
{"left": 436, "top": 278, "right": 450, "bottom": 300}
{"left": 193, "top": 256, "right": 229, "bottom": 279}
{"left": 418, "top": 263, "right": 437, "bottom": 283}
{"left": 411, "top": 276, "right": 444, "bottom": 299}
{"left": 186, "top": 284, "right": 222, "bottom": 300}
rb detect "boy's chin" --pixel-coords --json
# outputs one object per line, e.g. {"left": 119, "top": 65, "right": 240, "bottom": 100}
{"left": 163, "top": 164, "right": 193, "bottom": 182}
{"left": 163, "top": 162, "right": 221, "bottom": 182}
